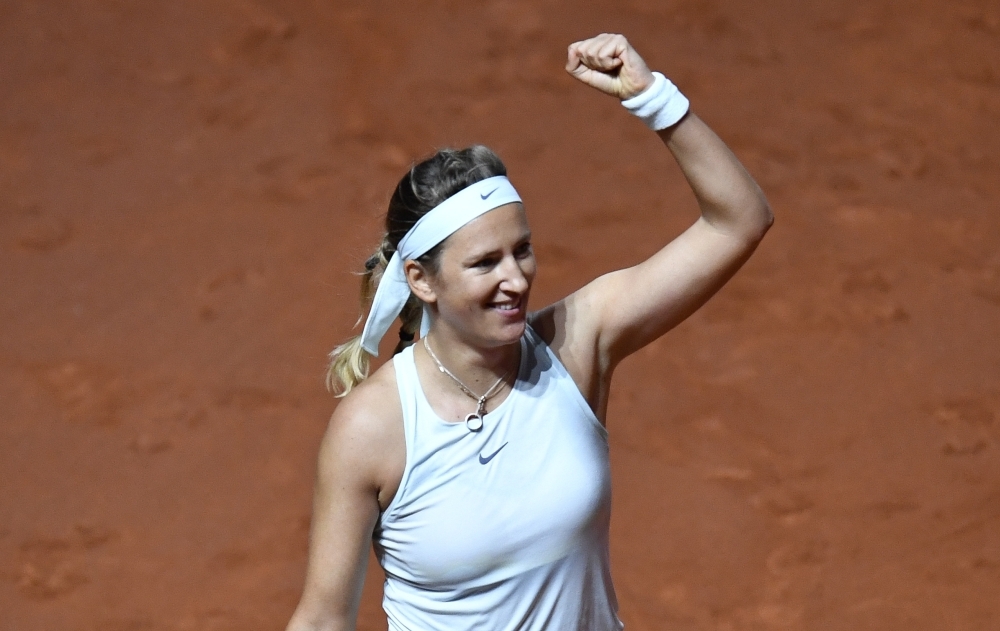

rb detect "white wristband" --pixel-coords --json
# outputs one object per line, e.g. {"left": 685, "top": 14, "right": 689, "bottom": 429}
{"left": 621, "top": 72, "right": 690, "bottom": 130}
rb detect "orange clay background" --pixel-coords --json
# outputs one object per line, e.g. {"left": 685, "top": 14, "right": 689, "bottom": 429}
{"left": 2, "top": 1, "right": 999, "bottom": 630}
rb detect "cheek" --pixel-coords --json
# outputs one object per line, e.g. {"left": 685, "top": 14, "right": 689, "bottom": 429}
{"left": 523, "top": 256, "right": 538, "bottom": 283}
{"left": 444, "top": 274, "right": 493, "bottom": 307}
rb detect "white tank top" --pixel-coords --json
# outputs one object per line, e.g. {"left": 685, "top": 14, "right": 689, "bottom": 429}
{"left": 374, "top": 325, "right": 623, "bottom": 631}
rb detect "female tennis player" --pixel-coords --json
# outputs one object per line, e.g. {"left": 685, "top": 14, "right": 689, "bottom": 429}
{"left": 286, "top": 33, "right": 772, "bottom": 631}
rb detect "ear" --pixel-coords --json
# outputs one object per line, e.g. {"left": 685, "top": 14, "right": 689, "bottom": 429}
{"left": 404, "top": 259, "right": 437, "bottom": 304}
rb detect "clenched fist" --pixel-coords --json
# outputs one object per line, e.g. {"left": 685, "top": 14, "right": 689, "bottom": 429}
{"left": 565, "top": 33, "right": 654, "bottom": 100}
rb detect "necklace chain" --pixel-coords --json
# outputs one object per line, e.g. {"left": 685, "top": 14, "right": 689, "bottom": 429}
{"left": 422, "top": 336, "right": 511, "bottom": 420}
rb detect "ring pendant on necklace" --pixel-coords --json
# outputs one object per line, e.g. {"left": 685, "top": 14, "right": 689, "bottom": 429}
{"left": 423, "top": 336, "right": 511, "bottom": 432}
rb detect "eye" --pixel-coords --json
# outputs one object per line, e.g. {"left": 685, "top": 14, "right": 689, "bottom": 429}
{"left": 514, "top": 242, "right": 533, "bottom": 258}
{"left": 473, "top": 256, "right": 498, "bottom": 269}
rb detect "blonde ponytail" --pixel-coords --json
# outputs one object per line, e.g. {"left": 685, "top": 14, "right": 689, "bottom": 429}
{"left": 326, "top": 239, "right": 391, "bottom": 396}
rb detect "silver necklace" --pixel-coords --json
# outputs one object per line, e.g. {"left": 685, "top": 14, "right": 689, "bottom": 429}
{"left": 422, "top": 336, "right": 511, "bottom": 432}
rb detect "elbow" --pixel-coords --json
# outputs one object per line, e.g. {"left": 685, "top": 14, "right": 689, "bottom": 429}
{"left": 759, "top": 201, "right": 775, "bottom": 237}
{"left": 704, "top": 190, "right": 773, "bottom": 245}
{"left": 743, "top": 197, "right": 773, "bottom": 245}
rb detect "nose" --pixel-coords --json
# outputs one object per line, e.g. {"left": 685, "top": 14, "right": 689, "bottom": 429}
{"left": 498, "top": 254, "right": 529, "bottom": 294}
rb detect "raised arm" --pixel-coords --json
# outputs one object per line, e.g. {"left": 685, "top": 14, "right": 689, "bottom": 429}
{"left": 286, "top": 377, "right": 402, "bottom": 631}
{"left": 596, "top": 108, "right": 773, "bottom": 358}
{"left": 533, "top": 34, "right": 772, "bottom": 413}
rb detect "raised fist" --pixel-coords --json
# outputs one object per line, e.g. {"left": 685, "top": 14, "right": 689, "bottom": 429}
{"left": 565, "top": 33, "right": 654, "bottom": 100}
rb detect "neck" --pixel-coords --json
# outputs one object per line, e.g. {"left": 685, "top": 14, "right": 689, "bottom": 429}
{"left": 421, "top": 327, "right": 521, "bottom": 392}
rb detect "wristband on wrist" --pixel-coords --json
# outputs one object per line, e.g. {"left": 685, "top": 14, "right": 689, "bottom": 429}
{"left": 621, "top": 72, "right": 690, "bottom": 131}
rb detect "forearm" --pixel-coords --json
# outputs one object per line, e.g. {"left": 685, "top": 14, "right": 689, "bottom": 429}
{"left": 659, "top": 112, "right": 773, "bottom": 240}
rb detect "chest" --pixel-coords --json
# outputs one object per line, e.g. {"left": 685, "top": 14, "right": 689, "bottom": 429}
{"left": 377, "top": 392, "right": 611, "bottom": 587}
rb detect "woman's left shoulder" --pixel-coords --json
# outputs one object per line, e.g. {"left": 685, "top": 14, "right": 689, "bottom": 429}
{"left": 528, "top": 286, "right": 605, "bottom": 359}
{"left": 528, "top": 297, "right": 606, "bottom": 411}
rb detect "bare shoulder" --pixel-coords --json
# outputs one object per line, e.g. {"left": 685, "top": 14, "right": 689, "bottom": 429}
{"left": 531, "top": 272, "right": 615, "bottom": 364}
{"left": 319, "top": 359, "right": 405, "bottom": 510}
{"left": 528, "top": 279, "right": 611, "bottom": 415}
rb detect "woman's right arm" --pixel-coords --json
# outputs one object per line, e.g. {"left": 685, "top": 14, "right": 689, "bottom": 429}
{"left": 286, "top": 378, "right": 402, "bottom": 631}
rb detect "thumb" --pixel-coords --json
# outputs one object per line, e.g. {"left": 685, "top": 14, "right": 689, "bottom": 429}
{"left": 565, "top": 42, "right": 584, "bottom": 74}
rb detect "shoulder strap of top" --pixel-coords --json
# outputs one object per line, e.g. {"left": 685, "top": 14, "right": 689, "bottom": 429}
{"left": 379, "top": 344, "right": 421, "bottom": 524}
{"left": 522, "top": 323, "right": 607, "bottom": 435}
{"left": 392, "top": 343, "right": 421, "bottom": 436}
{"left": 523, "top": 323, "right": 564, "bottom": 377}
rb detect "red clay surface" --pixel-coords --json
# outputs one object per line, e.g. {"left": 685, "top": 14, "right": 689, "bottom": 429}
{"left": 2, "top": 1, "right": 999, "bottom": 629}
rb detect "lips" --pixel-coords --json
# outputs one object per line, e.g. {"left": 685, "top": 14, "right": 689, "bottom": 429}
{"left": 489, "top": 295, "right": 524, "bottom": 314}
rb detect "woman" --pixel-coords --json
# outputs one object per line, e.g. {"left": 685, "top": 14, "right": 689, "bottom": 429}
{"left": 287, "top": 33, "right": 772, "bottom": 631}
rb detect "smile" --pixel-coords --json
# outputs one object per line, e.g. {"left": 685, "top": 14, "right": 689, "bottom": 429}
{"left": 489, "top": 296, "right": 524, "bottom": 313}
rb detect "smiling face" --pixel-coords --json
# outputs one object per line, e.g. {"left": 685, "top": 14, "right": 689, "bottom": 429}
{"left": 407, "top": 203, "right": 536, "bottom": 349}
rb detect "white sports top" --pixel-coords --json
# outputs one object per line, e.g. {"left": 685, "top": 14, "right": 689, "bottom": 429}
{"left": 375, "top": 325, "right": 623, "bottom": 631}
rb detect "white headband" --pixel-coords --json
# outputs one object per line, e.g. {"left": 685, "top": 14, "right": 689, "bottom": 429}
{"left": 360, "top": 175, "right": 522, "bottom": 355}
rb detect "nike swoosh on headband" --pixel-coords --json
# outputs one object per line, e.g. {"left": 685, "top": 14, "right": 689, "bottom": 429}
{"left": 480, "top": 187, "right": 499, "bottom": 200}
{"left": 478, "top": 442, "right": 508, "bottom": 464}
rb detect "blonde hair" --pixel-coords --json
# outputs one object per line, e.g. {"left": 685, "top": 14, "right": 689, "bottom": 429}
{"left": 325, "top": 145, "right": 508, "bottom": 396}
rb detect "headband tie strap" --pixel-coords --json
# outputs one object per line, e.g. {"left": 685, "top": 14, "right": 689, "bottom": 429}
{"left": 360, "top": 175, "right": 521, "bottom": 355}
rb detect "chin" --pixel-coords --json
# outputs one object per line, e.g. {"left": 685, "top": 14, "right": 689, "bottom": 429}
{"left": 479, "top": 318, "right": 527, "bottom": 349}
{"left": 500, "top": 320, "right": 527, "bottom": 343}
